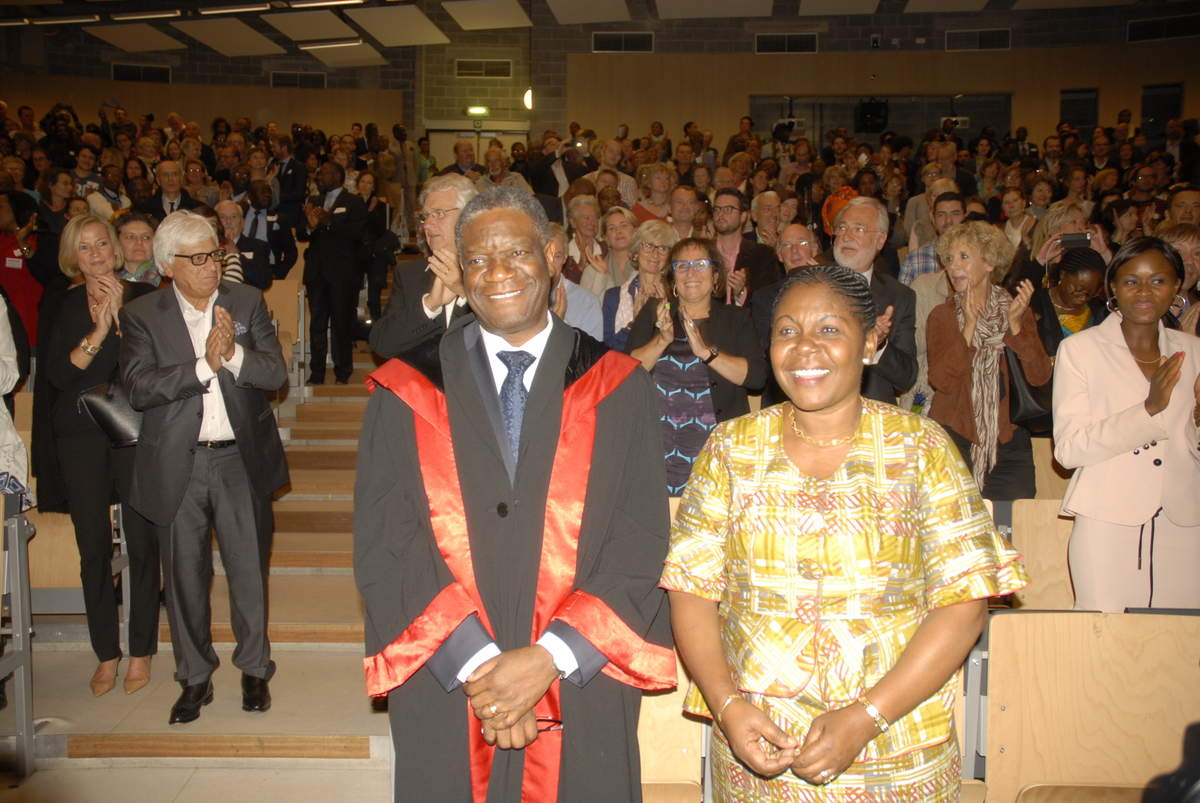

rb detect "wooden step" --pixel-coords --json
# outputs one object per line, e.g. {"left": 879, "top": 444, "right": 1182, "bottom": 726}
{"left": 295, "top": 402, "right": 366, "bottom": 422}
{"left": 284, "top": 468, "right": 355, "bottom": 497}
{"left": 68, "top": 733, "right": 371, "bottom": 760}
{"left": 282, "top": 422, "right": 361, "bottom": 441}
{"left": 284, "top": 446, "right": 358, "bottom": 471}
{"left": 273, "top": 499, "right": 353, "bottom": 532}
{"left": 158, "top": 574, "right": 363, "bottom": 644}
{"left": 311, "top": 382, "right": 372, "bottom": 398}
{"left": 268, "top": 531, "right": 352, "bottom": 568}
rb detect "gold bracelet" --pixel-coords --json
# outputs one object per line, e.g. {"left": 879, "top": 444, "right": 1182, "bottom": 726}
{"left": 79, "top": 337, "right": 101, "bottom": 356}
{"left": 857, "top": 696, "right": 890, "bottom": 733}
{"left": 714, "top": 693, "right": 741, "bottom": 727}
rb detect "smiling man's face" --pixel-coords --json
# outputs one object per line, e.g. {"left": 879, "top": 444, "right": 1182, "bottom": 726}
{"left": 461, "top": 207, "right": 552, "bottom": 347}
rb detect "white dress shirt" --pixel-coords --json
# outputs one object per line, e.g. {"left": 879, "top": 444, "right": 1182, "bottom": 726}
{"left": 174, "top": 283, "right": 244, "bottom": 441}
{"left": 456, "top": 312, "right": 579, "bottom": 682}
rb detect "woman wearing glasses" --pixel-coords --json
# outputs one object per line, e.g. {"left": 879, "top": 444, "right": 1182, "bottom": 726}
{"left": 41, "top": 214, "right": 159, "bottom": 697}
{"left": 627, "top": 237, "right": 766, "bottom": 495}
{"left": 601, "top": 219, "right": 679, "bottom": 351}
{"left": 114, "top": 213, "right": 162, "bottom": 286}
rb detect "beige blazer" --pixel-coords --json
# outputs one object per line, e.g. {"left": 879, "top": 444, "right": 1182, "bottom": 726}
{"left": 1053, "top": 313, "right": 1200, "bottom": 526}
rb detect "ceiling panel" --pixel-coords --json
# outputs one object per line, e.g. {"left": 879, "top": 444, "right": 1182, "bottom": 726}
{"left": 655, "top": 0, "right": 773, "bottom": 19}
{"left": 171, "top": 18, "right": 286, "bottom": 57}
{"left": 0, "top": 0, "right": 61, "bottom": 5}
{"left": 904, "top": 0, "right": 988, "bottom": 10}
{"left": 1011, "top": 0, "right": 1130, "bottom": 7}
{"left": 345, "top": 5, "right": 449, "bottom": 46}
{"left": 306, "top": 42, "right": 386, "bottom": 68}
{"left": 545, "top": 0, "right": 630, "bottom": 25}
{"left": 799, "top": 0, "right": 878, "bottom": 13}
{"left": 85, "top": 23, "right": 188, "bottom": 51}
{"left": 261, "top": 10, "right": 356, "bottom": 41}
{"left": 441, "top": 0, "right": 532, "bottom": 30}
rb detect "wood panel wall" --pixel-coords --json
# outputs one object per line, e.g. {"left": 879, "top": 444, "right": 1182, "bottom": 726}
{"left": 2, "top": 74, "right": 405, "bottom": 138}
{"left": 567, "top": 40, "right": 1197, "bottom": 150}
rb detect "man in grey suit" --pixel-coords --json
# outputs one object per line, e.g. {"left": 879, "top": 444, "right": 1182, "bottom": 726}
{"left": 832, "top": 196, "right": 917, "bottom": 405}
{"left": 120, "top": 210, "right": 289, "bottom": 725}
{"left": 354, "top": 187, "right": 674, "bottom": 802}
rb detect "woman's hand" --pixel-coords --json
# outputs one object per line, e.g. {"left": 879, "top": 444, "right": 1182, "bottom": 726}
{"left": 1036, "top": 234, "right": 1064, "bottom": 267}
{"left": 1007, "top": 279, "right": 1033, "bottom": 336}
{"left": 15, "top": 212, "right": 37, "bottom": 245}
{"left": 719, "top": 699, "right": 798, "bottom": 778}
{"left": 960, "top": 283, "right": 987, "bottom": 345}
{"left": 586, "top": 248, "right": 608, "bottom": 275}
{"left": 654, "top": 299, "right": 674, "bottom": 343}
{"left": 1146, "top": 351, "right": 1185, "bottom": 417}
{"left": 791, "top": 705, "right": 880, "bottom": 785}
{"left": 1089, "top": 224, "right": 1112, "bottom": 264}
{"left": 680, "top": 307, "right": 709, "bottom": 358}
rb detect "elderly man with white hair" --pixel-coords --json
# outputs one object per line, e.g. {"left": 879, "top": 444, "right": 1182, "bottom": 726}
{"left": 119, "top": 210, "right": 289, "bottom": 726}
{"left": 475, "top": 146, "right": 532, "bottom": 195}
{"left": 831, "top": 196, "right": 917, "bottom": 404}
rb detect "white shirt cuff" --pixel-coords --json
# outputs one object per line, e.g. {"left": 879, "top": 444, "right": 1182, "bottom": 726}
{"left": 195, "top": 356, "right": 215, "bottom": 386}
{"left": 536, "top": 631, "right": 579, "bottom": 678}
{"left": 421, "top": 294, "right": 441, "bottom": 319}
{"left": 870, "top": 342, "right": 888, "bottom": 365}
{"left": 456, "top": 642, "right": 501, "bottom": 683}
{"left": 221, "top": 343, "right": 245, "bottom": 380}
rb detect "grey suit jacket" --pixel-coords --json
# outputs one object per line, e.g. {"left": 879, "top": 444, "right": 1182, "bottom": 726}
{"left": 119, "top": 282, "right": 289, "bottom": 526}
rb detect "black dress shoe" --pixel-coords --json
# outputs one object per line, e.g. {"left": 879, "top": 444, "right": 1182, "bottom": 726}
{"left": 169, "top": 680, "right": 213, "bottom": 725}
{"left": 334, "top": 376, "right": 350, "bottom": 385}
{"left": 306, "top": 374, "right": 325, "bottom": 385}
{"left": 242, "top": 674, "right": 271, "bottom": 713}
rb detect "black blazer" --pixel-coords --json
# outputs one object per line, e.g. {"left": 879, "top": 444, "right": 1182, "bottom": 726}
{"left": 1030, "top": 286, "right": 1108, "bottom": 357}
{"left": 297, "top": 189, "right": 367, "bottom": 285}
{"left": 118, "top": 282, "right": 289, "bottom": 526}
{"left": 135, "top": 189, "right": 200, "bottom": 223}
{"left": 368, "top": 258, "right": 473, "bottom": 359}
{"left": 864, "top": 268, "right": 918, "bottom": 404}
{"left": 243, "top": 208, "right": 298, "bottom": 280}
{"left": 729, "top": 240, "right": 783, "bottom": 300}
{"left": 627, "top": 299, "right": 767, "bottom": 422}
{"left": 275, "top": 157, "right": 308, "bottom": 208}
{"left": 527, "top": 153, "right": 588, "bottom": 197}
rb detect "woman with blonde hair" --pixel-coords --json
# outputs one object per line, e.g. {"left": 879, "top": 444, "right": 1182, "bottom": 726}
{"left": 927, "top": 221, "right": 1051, "bottom": 499}
{"left": 579, "top": 206, "right": 637, "bottom": 297}
{"left": 602, "top": 219, "right": 680, "bottom": 350}
{"left": 632, "top": 162, "right": 675, "bottom": 223}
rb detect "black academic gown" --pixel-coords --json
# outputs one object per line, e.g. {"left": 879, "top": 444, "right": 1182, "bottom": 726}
{"left": 354, "top": 315, "right": 673, "bottom": 803}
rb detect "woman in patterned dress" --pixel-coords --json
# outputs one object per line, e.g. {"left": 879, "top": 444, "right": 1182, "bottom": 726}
{"left": 662, "top": 265, "right": 1027, "bottom": 800}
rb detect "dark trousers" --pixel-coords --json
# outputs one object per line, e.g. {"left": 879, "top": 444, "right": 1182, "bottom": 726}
{"left": 58, "top": 429, "right": 161, "bottom": 661}
{"left": 161, "top": 445, "right": 274, "bottom": 686}
{"left": 305, "top": 275, "right": 355, "bottom": 381}
{"left": 364, "top": 259, "right": 388, "bottom": 322}
{"left": 947, "top": 425, "right": 1036, "bottom": 502}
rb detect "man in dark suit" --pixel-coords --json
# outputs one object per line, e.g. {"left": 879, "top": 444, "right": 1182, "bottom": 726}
{"left": 526, "top": 137, "right": 588, "bottom": 197}
{"left": 829, "top": 196, "right": 916, "bottom": 404}
{"left": 119, "top": 210, "right": 289, "bottom": 725}
{"left": 271, "top": 135, "right": 307, "bottom": 236}
{"left": 354, "top": 186, "right": 673, "bottom": 802}
{"left": 298, "top": 161, "right": 366, "bottom": 384}
{"left": 712, "top": 187, "right": 782, "bottom": 304}
{"left": 368, "top": 173, "right": 477, "bottom": 358}
{"left": 437, "top": 139, "right": 485, "bottom": 180}
{"left": 750, "top": 223, "right": 820, "bottom": 406}
{"left": 134, "top": 160, "right": 199, "bottom": 224}
{"left": 242, "top": 180, "right": 298, "bottom": 283}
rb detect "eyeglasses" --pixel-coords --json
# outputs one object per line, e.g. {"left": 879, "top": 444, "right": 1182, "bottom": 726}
{"left": 834, "top": 223, "right": 879, "bottom": 237}
{"left": 418, "top": 207, "right": 457, "bottom": 224}
{"left": 671, "top": 259, "right": 714, "bottom": 273}
{"left": 713, "top": 205, "right": 740, "bottom": 215}
{"left": 780, "top": 239, "right": 812, "bottom": 249}
{"left": 174, "top": 249, "right": 226, "bottom": 266}
{"left": 640, "top": 242, "right": 670, "bottom": 254}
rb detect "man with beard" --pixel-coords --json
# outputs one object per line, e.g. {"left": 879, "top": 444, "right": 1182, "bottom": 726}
{"left": 711, "top": 187, "right": 781, "bottom": 305}
{"left": 832, "top": 196, "right": 916, "bottom": 404}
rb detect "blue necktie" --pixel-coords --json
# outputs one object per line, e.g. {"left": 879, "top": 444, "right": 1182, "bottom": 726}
{"left": 497, "top": 350, "right": 534, "bottom": 461}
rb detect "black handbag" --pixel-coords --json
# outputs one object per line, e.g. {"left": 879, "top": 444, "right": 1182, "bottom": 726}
{"left": 78, "top": 382, "right": 142, "bottom": 447}
{"left": 1005, "top": 347, "right": 1052, "bottom": 433}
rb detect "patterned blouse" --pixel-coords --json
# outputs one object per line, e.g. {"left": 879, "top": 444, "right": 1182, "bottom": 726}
{"left": 660, "top": 399, "right": 1028, "bottom": 761}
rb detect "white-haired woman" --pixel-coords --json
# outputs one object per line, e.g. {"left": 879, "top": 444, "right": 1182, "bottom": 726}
{"left": 562, "top": 194, "right": 603, "bottom": 285}
{"left": 42, "top": 214, "right": 160, "bottom": 697}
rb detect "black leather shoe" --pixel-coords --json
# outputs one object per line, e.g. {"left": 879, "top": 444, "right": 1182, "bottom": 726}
{"left": 169, "top": 680, "right": 213, "bottom": 725}
{"left": 242, "top": 674, "right": 271, "bottom": 713}
{"left": 334, "top": 376, "right": 350, "bottom": 385}
{"left": 306, "top": 374, "right": 325, "bottom": 385}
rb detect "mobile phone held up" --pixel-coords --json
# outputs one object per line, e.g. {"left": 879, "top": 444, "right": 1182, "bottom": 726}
{"left": 1060, "top": 232, "right": 1092, "bottom": 250}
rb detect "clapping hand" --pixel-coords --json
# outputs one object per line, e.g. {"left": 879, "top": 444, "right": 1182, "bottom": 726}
{"left": 1145, "top": 351, "right": 1185, "bottom": 417}
{"left": 551, "top": 280, "right": 568, "bottom": 320}
{"left": 874, "top": 304, "right": 895, "bottom": 345}
{"left": 1007, "top": 279, "right": 1034, "bottom": 336}
{"left": 426, "top": 248, "right": 464, "bottom": 309}
{"left": 654, "top": 299, "right": 674, "bottom": 343}
{"left": 91, "top": 274, "right": 125, "bottom": 337}
{"left": 205, "top": 305, "right": 236, "bottom": 372}
{"left": 680, "top": 307, "right": 709, "bottom": 359}
{"left": 718, "top": 699, "right": 798, "bottom": 778}
{"left": 726, "top": 268, "right": 747, "bottom": 299}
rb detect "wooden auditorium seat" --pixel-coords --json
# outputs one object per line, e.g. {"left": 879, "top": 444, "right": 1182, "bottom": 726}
{"left": 984, "top": 610, "right": 1200, "bottom": 802}
{"left": 1010, "top": 499, "right": 1075, "bottom": 610}
{"left": 1014, "top": 783, "right": 1144, "bottom": 802}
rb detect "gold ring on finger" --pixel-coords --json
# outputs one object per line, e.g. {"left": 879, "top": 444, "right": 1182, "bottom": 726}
{"left": 488, "top": 704, "right": 498, "bottom": 715}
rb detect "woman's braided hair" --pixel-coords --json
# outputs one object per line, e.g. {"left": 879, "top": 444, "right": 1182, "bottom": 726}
{"left": 769, "top": 264, "right": 877, "bottom": 334}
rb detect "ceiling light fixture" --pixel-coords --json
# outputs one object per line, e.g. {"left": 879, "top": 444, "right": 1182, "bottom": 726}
{"left": 467, "top": 106, "right": 489, "bottom": 117}
{"left": 297, "top": 37, "right": 363, "bottom": 49}
{"left": 198, "top": 4, "right": 272, "bottom": 15}
{"left": 112, "top": 10, "right": 183, "bottom": 21}
{"left": 288, "top": 0, "right": 365, "bottom": 8}
{"left": 30, "top": 15, "right": 101, "bottom": 25}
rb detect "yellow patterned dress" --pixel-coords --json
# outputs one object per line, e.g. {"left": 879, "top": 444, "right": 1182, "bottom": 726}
{"left": 660, "top": 399, "right": 1028, "bottom": 802}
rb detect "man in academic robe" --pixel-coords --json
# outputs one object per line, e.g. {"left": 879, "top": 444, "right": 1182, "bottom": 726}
{"left": 354, "top": 186, "right": 675, "bottom": 802}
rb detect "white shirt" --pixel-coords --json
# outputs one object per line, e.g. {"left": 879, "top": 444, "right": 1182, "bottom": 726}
{"left": 456, "top": 312, "right": 579, "bottom": 682}
{"left": 174, "top": 284, "right": 244, "bottom": 441}
{"left": 162, "top": 192, "right": 182, "bottom": 217}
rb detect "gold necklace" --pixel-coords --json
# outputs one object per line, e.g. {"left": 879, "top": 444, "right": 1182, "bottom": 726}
{"left": 789, "top": 407, "right": 858, "bottom": 448}
{"left": 1132, "top": 352, "right": 1163, "bottom": 366}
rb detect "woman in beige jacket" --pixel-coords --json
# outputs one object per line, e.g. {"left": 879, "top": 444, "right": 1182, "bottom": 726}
{"left": 1053, "top": 237, "right": 1200, "bottom": 612}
